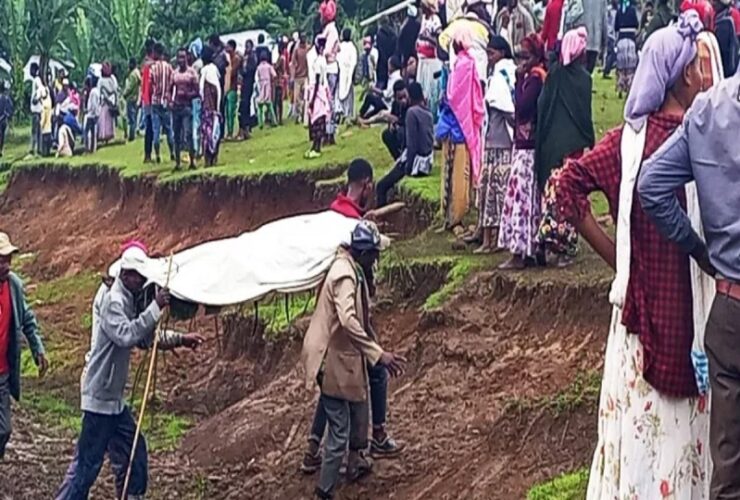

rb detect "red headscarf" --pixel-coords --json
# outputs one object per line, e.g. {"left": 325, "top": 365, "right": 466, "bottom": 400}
{"left": 320, "top": 0, "right": 337, "bottom": 22}
{"left": 521, "top": 33, "right": 546, "bottom": 65}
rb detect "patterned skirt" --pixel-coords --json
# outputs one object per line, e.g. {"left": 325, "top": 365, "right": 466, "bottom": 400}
{"left": 616, "top": 38, "right": 638, "bottom": 94}
{"left": 478, "top": 148, "right": 512, "bottom": 229}
{"left": 201, "top": 110, "right": 222, "bottom": 157}
{"left": 537, "top": 167, "right": 578, "bottom": 257}
{"left": 587, "top": 308, "right": 710, "bottom": 500}
{"left": 310, "top": 116, "right": 327, "bottom": 142}
{"left": 497, "top": 148, "right": 541, "bottom": 257}
{"left": 441, "top": 141, "right": 471, "bottom": 228}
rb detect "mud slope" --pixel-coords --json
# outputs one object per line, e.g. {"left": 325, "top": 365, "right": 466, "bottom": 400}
{"left": 0, "top": 165, "right": 346, "bottom": 276}
{"left": 181, "top": 273, "right": 610, "bottom": 500}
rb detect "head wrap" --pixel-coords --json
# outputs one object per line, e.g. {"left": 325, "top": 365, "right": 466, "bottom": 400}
{"left": 560, "top": 27, "right": 588, "bottom": 66}
{"left": 121, "top": 240, "right": 149, "bottom": 254}
{"left": 422, "top": 0, "right": 439, "bottom": 13}
{"left": 101, "top": 62, "right": 112, "bottom": 78}
{"left": 488, "top": 35, "right": 513, "bottom": 59}
{"left": 320, "top": 0, "right": 337, "bottom": 22}
{"left": 407, "top": 5, "right": 419, "bottom": 16}
{"left": 619, "top": 0, "right": 632, "bottom": 13}
{"left": 624, "top": 10, "right": 702, "bottom": 129}
{"left": 521, "top": 34, "right": 546, "bottom": 65}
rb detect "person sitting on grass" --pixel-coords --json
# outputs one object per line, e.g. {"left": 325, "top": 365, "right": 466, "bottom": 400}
{"left": 306, "top": 37, "right": 332, "bottom": 160}
{"left": 376, "top": 82, "right": 434, "bottom": 207}
{"left": 357, "top": 55, "right": 404, "bottom": 124}
{"left": 256, "top": 51, "right": 278, "bottom": 128}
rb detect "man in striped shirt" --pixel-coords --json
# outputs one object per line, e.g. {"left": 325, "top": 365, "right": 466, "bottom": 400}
{"left": 150, "top": 42, "right": 175, "bottom": 163}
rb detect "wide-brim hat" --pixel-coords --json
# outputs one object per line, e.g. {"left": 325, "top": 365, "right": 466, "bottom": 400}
{"left": 0, "top": 232, "right": 19, "bottom": 256}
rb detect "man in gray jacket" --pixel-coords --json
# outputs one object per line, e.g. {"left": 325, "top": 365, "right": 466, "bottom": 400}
{"left": 56, "top": 246, "right": 203, "bottom": 500}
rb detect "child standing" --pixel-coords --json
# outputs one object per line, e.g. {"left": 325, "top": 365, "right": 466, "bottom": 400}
{"left": 85, "top": 78, "right": 102, "bottom": 153}
{"left": 256, "top": 52, "right": 277, "bottom": 128}
{"left": 305, "top": 37, "right": 331, "bottom": 159}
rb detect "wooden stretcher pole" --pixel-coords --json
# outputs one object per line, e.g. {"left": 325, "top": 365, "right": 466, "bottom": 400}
{"left": 120, "top": 253, "right": 174, "bottom": 500}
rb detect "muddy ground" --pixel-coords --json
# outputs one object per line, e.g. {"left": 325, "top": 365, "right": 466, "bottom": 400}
{"left": 0, "top": 167, "right": 610, "bottom": 499}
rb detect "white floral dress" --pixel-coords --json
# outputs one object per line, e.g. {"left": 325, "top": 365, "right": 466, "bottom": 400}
{"left": 586, "top": 307, "right": 711, "bottom": 500}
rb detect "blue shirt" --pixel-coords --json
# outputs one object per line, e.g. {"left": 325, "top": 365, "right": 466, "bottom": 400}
{"left": 638, "top": 74, "right": 740, "bottom": 282}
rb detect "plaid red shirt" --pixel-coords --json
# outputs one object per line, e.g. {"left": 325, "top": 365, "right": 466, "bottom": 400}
{"left": 554, "top": 112, "right": 697, "bottom": 397}
{"left": 150, "top": 60, "right": 174, "bottom": 107}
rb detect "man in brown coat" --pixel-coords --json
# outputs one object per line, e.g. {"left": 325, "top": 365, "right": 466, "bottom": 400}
{"left": 302, "top": 221, "right": 406, "bottom": 500}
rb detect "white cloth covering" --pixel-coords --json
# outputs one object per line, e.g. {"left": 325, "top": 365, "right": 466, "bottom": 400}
{"left": 108, "top": 211, "right": 363, "bottom": 306}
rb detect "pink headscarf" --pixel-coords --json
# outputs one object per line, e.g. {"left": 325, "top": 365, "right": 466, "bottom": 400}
{"left": 120, "top": 240, "right": 148, "bottom": 254}
{"left": 320, "top": 0, "right": 337, "bottom": 22}
{"left": 447, "top": 50, "right": 485, "bottom": 184}
{"left": 560, "top": 27, "right": 588, "bottom": 66}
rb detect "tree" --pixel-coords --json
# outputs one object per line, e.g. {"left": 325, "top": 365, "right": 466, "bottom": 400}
{"left": 25, "top": 0, "right": 77, "bottom": 83}
{"left": 0, "top": 0, "right": 30, "bottom": 115}
{"left": 60, "top": 7, "right": 94, "bottom": 83}
{"left": 90, "top": 0, "right": 153, "bottom": 64}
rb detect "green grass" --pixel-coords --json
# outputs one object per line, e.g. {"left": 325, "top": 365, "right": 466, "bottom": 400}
{"left": 527, "top": 468, "right": 589, "bottom": 500}
{"left": 20, "top": 390, "right": 82, "bottom": 433}
{"left": 507, "top": 371, "right": 602, "bottom": 417}
{"left": 423, "top": 258, "right": 477, "bottom": 310}
{"left": 21, "top": 387, "right": 191, "bottom": 451}
{"left": 28, "top": 271, "right": 100, "bottom": 307}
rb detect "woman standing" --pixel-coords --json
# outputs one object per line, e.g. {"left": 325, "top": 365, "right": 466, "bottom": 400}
{"left": 474, "top": 36, "right": 516, "bottom": 253}
{"left": 239, "top": 40, "right": 258, "bottom": 140}
{"left": 199, "top": 47, "right": 223, "bottom": 167}
{"left": 615, "top": 0, "right": 639, "bottom": 97}
{"left": 554, "top": 14, "right": 717, "bottom": 499}
{"left": 534, "top": 27, "right": 595, "bottom": 267}
{"left": 97, "top": 62, "right": 119, "bottom": 143}
{"left": 497, "top": 34, "right": 547, "bottom": 269}
{"left": 441, "top": 36, "right": 485, "bottom": 231}
{"left": 337, "top": 28, "right": 358, "bottom": 121}
{"left": 305, "top": 37, "right": 332, "bottom": 160}
{"left": 416, "top": 0, "right": 443, "bottom": 121}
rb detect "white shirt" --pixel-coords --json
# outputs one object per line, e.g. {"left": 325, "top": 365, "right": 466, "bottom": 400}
{"left": 30, "top": 76, "right": 44, "bottom": 114}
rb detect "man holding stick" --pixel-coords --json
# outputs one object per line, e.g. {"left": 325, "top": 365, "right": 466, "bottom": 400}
{"left": 56, "top": 246, "right": 203, "bottom": 500}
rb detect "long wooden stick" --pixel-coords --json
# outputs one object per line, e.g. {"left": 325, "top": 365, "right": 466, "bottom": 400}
{"left": 360, "top": 0, "right": 414, "bottom": 26}
{"left": 120, "top": 253, "right": 174, "bottom": 500}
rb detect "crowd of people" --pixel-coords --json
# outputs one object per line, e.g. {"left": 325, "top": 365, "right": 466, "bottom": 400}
{"left": 4, "top": 0, "right": 740, "bottom": 499}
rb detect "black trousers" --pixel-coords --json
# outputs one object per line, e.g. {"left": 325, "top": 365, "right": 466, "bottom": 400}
{"left": 359, "top": 93, "right": 388, "bottom": 120}
{"left": 586, "top": 50, "right": 599, "bottom": 74}
{"left": 0, "top": 121, "right": 6, "bottom": 155}
{"left": 376, "top": 156, "right": 407, "bottom": 207}
{"left": 171, "top": 106, "right": 194, "bottom": 166}
{"left": 382, "top": 127, "right": 404, "bottom": 160}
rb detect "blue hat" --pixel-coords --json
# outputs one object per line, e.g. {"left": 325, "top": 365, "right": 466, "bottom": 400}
{"left": 351, "top": 221, "right": 382, "bottom": 252}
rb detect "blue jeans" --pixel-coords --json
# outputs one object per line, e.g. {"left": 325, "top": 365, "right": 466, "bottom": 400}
{"left": 55, "top": 407, "right": 148, "bottom": 500}
{"left": 126, "top": 101, "right": 138, "bottom": 142}
{"left": 84, "top": 117, "right": 98, "bottom": 153}
{"left": 309, "top": 364, "right": 387, "bottom": 447}
{"left": 151, "top": 104, "right": 173, "bottom": 157}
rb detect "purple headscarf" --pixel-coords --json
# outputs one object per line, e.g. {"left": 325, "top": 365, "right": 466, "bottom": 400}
{"left": 624, "top": 11, "right": 704, "bottom": 130}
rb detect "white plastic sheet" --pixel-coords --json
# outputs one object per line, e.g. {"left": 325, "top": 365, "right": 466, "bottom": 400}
{"left": 108, "top": 210, "right": 361, "bottom": 306}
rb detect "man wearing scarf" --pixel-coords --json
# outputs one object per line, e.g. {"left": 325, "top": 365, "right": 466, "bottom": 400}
{"left": 553, "top": 13, "right": 717, "bottom": 498}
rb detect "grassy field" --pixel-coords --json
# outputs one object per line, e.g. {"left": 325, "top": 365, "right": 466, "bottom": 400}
{"left": 0, "top": 77, "right": 624, "bottom": 205}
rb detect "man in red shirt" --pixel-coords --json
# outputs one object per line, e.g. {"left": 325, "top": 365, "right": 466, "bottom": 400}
{"left": 140, "top": 39, "right": 155, "bottom": 163}
{"left": 541, "top": 0, "right": 565, "bottom": 53}
{"left": 329, "top": 159, "right": 376, "bottom": 219}
{"left": 0, "top": 232, "right": 48, "bottom": 460}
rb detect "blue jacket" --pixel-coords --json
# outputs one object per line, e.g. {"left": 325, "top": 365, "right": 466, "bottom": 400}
{"left": 5, "top": 272, "right": 45, "bottom": 401}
